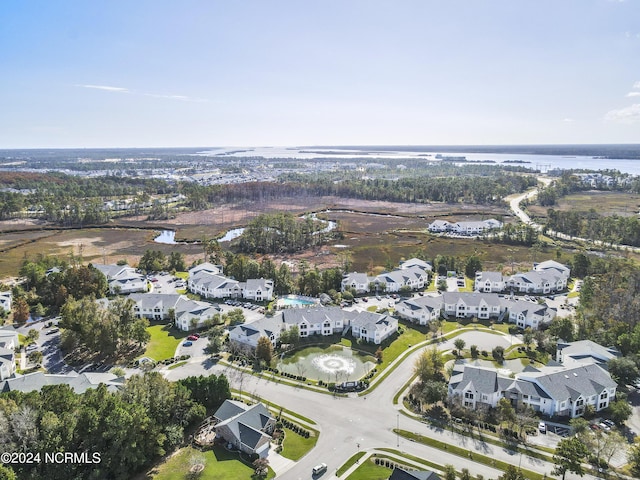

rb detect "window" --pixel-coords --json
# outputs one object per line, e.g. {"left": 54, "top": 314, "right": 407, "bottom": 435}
{"left": 600, "top": 392, "right": 607, "bottom": 400}
{"left": 464, "top": 392, "right": 474, "bottom": 399}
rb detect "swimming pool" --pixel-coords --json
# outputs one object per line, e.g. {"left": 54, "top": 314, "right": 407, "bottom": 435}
{"left": 278, "top": 295, "right": 320, "bottom": 307}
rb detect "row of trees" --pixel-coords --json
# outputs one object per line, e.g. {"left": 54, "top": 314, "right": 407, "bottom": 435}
{"left": 60, "top": 297, "right": 150, "bottom": 359}
{"left": 545, "top": 208, "right": 640, "bottom": 247}
{"left": 237, "top": 213, "right": 334, "bottom": 254}
{"left": 0, "top": 372, "right": 230, "bottom": 480}
{"left": 138, "top": 250, "right": 186, "bottom": 273}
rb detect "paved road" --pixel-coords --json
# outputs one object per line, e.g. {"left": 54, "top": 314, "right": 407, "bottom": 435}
{"left": 164, "top": 327, "right": 603, "bottom": 480}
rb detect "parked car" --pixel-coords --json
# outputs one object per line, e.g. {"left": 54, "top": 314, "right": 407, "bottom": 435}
{"left": 187, "top": 335, "right": 198, "bottom": 341}
{"left": 538, "top": 421, "right": 547, "bottom": 434}
{"left": 598, "top": 422, "right": 611, "bottom": 432}
{"left": 362, "top": 297, "right": 368, "bottom": 302}
{"left": 312, "top": 463, "right": 327, "bottom": 476}
{"left": 182, "top": 341, "right": 193, "bottom": 347}
{"left": 47, "top": 328, "right": 59, "bottom": 334}
{"left": 192, "top": 333, "right": 200, "bottom": 338}
{"left": 26, "top": 343, "right": 38, "bottom": 351}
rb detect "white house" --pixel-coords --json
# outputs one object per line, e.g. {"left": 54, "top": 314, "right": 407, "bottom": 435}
{"left": 442, "top": 292, "right": 504, "bottom": 320}
{"left": 374, "top": 266, "right": 429, "bottom": 293}
{"left": 129, "top": 293, "right": 181, "bottom": 321}
{"left": 428, "top": 219, "right": 502, "bottom": 236}
{"left": 395, "top": 295, "right": 442, "bottom": 325}
{"left": 428, "top": 220, "right": 451, "bottom": 233}
{"left": 556, "top": 340, "right": 620, "bottom": 367}
{"left": 188, "top": 262, "right": 223, "bottom": 276}
{"left": 399, "top": 258, "right": 433, "bottom": 272}
{"left": 128, "top": 293, "right": 220, "bottom": 331}
{"left": 449, "top": 359, "right": 617, "bottom": 418}
{"left": 533, "top": 260, "right": 571, "bottom": 279}
{"left": 188, "top": 271, "right": 241, "bottom": 299}
{"left": 349, "top": 311, "right": 398, "bottom": 344}
{"left": 503, "top": 299, "right": 556, "bottom": 330}
{"left": 0, "top": 291, "right": 12, "bottom": 312}
{"left": 240, "top": 278, "right": 274, "bottom": 302}
{"left": 507, "top": 270, "right": 567, "bottom": 294}
{"left": 173, "top": 297, "right": 221, "bottom": 331}
{"left": 93, "top": 264, "right": 147, "bottom": 294}
{"left": 341, "top": 272, "right": 372, "bottom": 294}
{"left": 213, "top": 400, "right": 275, "bottom": 458}
{"left": 474, "top": 272, "right": 506, "bottom": 293}
{"left": 1, "top": 328, "right": 20, "bottom": 380}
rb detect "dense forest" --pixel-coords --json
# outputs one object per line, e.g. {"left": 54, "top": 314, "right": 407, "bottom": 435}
{"left": 545, "top": 209, "right": 640, "bottom": 247}
{"left": 0, "top": 372, "right": 230, "bottom": 480}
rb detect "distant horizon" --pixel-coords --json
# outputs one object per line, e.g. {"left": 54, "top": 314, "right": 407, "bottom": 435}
{"left": 2, "top": 142, "right": 640, "bottom": 151}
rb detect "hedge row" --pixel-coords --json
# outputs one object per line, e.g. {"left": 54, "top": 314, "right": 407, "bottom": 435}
{"left": 278, "top": 418, "right": 311, "bottom": 438}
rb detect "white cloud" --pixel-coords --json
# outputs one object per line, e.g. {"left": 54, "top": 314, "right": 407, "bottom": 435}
{"left": 604, "top": 104, "right": 640, "bottom": 123}
{"left": 627, "top": 92, "right": 640, "bottom": 97}
{"left": 633, "top": 81, "right": 640, "bottom": 89}
{"left": 143, "top": 93, "right": 208, "bottom": 102}
{"left": 75, "top": 84, "right": 129, "bottom": 93}
{"left": 562, "top": 118, "right": 574, "bottom": 122}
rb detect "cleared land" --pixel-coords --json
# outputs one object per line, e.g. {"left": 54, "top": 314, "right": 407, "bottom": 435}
{"left": 528, "top": 191, "right": 640, "bottom": 219}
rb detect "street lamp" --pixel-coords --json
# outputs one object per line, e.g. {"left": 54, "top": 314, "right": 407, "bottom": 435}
{"left": 396, "top": 413, "right": 399, "bottom": 448}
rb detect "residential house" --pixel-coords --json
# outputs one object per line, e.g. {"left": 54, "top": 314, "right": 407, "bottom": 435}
{"left": 213, "top": 400, "right": 275, "bottom": 458}
{"left": 507, "top": 270, "right": 567, "bottom": 294}
{"left": 188, "top": 271, "right": 241, "bottom": 299}
{"left": 127, "top": 293, "right": 220, "bottom": 331}
{"left": 448, "top": 340, "right": 618, "bottom": 418}
{"left": 0, "top": 371, "right": 124, "bottom": 393}
{"left": 341, "top": 272, "right": 372, "bottom": 294}
{"left": 0, "top": 327, "right": 17, "bottom": 381}
{"left": 556, "top": 340, "right": 620, "bottom": 367}
{"left": 427, "top": 220, "right": 451, "bottom": 233}
{"left": 349, "top": 311, "right": 397, "bottom": 344}
{"left": 0, "top": 291, "right": 11, "bottom": 313}
{"left": 442, "top": 292, "right": 504, "bottom": 320}
{"left": 240, "top": 278, "right": 274, "bottom": 302}
{"left": 395, "top": 296, "right": 442, "bottom": 325}
{"left": 533, "top": 260, "right": 571, "bottom": 279}
{"left": 503, "top": 299, "right": 556, "bottom": 330}
{"left": 428, "top": 219, "right": 502, "bottom": 235}
{"left": 399, "top": 258, "right": 433, "bottom": 273}
{"left": 188, "top": 262, "right": 223, "bottom": 276}
{"left": 94, "top": 264, "right": 147, "bottom": 294}
{"left": 474, "top": 272, "right": 506, "bottom": 293}
{"left": 129, "top": 293, "right": 181, "bottom": 321}
{"left": 389, "top": 468, "right": 441, "bottom": 480}
{"left": 373, "top": 266, "right": 429, "bottom": 293}
{"left": 228, "top": 316, "right": 283, "bottom": 350}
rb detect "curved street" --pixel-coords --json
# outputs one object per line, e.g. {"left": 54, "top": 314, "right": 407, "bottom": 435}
{"left": 164, "top": 328, "right": 600, "bottom": 480}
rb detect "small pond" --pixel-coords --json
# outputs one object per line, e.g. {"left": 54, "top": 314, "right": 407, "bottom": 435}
{"left": 277, "top": 345, "right": 376, "bottom": 382}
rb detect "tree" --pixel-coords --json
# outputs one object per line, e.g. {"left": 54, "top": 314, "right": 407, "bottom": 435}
{"left": 465, "top": 255, "right": 482, "bottom": 278}
{"left": 548, "top": 316, "right": 574, "bottom": 341}
{"left": 492, "top": 345, "right": 505, "bottom": 362}
{"left": 206, "top": 326, "right": 225, "bottom": 354}
{"left": 375, "top": 346, "right": 383, "bottom": 363}
{"left": 453, "top": 338, "right": 466, "bottom": 356}
{"left": 522, "top": 328, "right": 534, "bottom": 350}
{"left": 255, "top": 336, "right": 273, "bottom": 365}
{"left": 608, "top": 396, "right": 632, "bottom": 425}
{"left": 12, "top": 297, "right": 30, "bottom": 323}
{"left": 607, "top": 357, "right": 639, "bottom": 386}
{"left": 496, "top": 398, "right": 516, "bottom": 428}
{"left": 414, "top": 346, "right": 444, "bottom": 383}
{"left": 470, "top": 344, "right": 479, "bottom": 359}
{"left": 26, "top": 328, "right": 39, "bottom": 343}
{"left": 629, "top": 437, "right": 640, "bottom": 477}
{"left": 553, "top": 437, "right": 590, "bottom": 480}
{"left": 443, "top": 465, "right": 457, "bottom": 480}
{"left": 421, "top": 380, "right": 447, "bottom": 405}
{"left": 0, "top": 465, "right": 16, "bottom": 480}
{"left": 27, "top": 350, "right": 43, "bottom": 365}
{"left": 167, "top": 251, "right": 186, "bottom": 272}
{"left": 497, "top": 465, "right": 526, "bottom": 480}
{"left": 253, "top": 457, "right": 269, "bottom": 477}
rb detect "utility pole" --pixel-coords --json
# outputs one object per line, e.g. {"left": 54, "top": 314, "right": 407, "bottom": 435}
{"left": 396, "top": 413, "right": 399, "bottom": 448}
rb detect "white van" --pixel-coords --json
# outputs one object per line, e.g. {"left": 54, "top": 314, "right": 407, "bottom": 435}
{"left": 312, "top": 463, "right": 327, "bottom": 475}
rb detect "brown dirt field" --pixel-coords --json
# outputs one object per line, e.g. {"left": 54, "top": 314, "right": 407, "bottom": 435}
{"left": 528, "top": 191, "right": 640, "bottom": 219}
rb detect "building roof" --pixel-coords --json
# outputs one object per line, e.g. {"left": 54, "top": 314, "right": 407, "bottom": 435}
{"left": 400, "top": 258, "right": 432, "bottom": 271}
{"left": 214, "top": 400, "right": 274, "bottom": 450}
{"left": 442, "top": 292, "right": 502, "bottom": 307}
{"left": 128, "top": 293, "right": 181, "bottom": 310}
{"left": 518, "top": 363, "right": 617, "bottom": 402}
{"left": 557, "top": 340, "right": 619, "bottom": 366}
{"left": 476, "top": 271, "right": 504, "bottom": 283}
{"left": 350, "top": 311, "right": 394, "bottom": 332}
{"left": 389, "top": 467, "right": 441, "bottom": 480}
{"left": 0, "top": 371, "right": 124, "bottom": 393}
{"left": 342, "top": 272, "right": 372, "bottom": 285}
{"left": 534, "top": 260, "right": 570, "bottom": 276}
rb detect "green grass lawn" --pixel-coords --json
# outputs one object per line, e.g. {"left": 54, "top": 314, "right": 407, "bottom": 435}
{"left": 141, "top": 324, "right": 188, "bottom": 362}
{"left": 346, "top": 458, "right": 393, "bottom": 480}
{"left": 280, "top": 428, "right": 318, "bottom": 461}
{"left": 336, "top": 452, "right": 367, "bottom": 476}
{"left": 152, "top": 445, "right": 274, "bottom": 480}
{"left": 175, "top": 271, "right": 189, "bottom": 280}
{"left": 458, "top": 278, "right": 473, "bottom": 292}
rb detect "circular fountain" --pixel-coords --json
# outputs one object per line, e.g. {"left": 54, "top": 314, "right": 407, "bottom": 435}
{"left": 311, "top": 353, "right": 357, "bottom": 376}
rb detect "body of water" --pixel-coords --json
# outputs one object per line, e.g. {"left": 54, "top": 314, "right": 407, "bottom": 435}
{"left": 277, "top": 345, "right": 375, "bottom": 382}
{"left": 197, "top": 146, "right": 640, "bottom": 175}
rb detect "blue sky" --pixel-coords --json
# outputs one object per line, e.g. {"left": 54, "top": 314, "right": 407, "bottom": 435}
{"left": 1, "top": 0, "right": 639, "bottom": 148}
